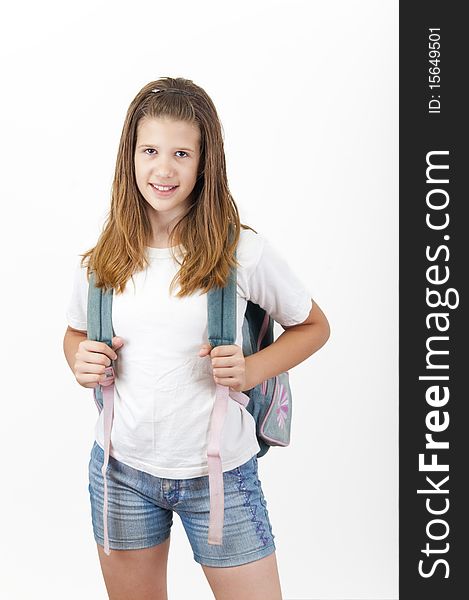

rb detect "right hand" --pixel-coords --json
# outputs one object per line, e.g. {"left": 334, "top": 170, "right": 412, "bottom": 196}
{"left": 73, "top": 336, "right": 124, "bottom": 389}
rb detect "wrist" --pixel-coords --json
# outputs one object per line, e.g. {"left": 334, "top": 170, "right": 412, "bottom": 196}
{"left": 242, "top": 354, "right": 264, "bottom": 392}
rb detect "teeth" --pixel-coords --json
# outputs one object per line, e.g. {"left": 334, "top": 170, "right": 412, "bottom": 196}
{"left": 153, "top": 184, "right": 176, "bottom": 191}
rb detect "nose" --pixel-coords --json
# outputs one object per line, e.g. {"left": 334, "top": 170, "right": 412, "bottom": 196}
{"left": 155, "top": 155, "right": 175, "bottom": 179}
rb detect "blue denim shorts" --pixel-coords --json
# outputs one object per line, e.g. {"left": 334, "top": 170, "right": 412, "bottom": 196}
{"left": 88, "top": 441, "right": 276, "bottom": 567}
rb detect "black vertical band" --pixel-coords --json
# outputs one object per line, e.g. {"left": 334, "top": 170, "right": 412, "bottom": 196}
{"left": 400, "top": 3, "right": 467, "bottom": 597}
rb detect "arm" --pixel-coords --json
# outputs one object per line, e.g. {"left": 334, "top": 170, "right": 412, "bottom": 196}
{"left": 63, "top": 325, "right": 87, "bottom": 373}
{"left": 243, "top": 299, "right": 330, "bottom": 391}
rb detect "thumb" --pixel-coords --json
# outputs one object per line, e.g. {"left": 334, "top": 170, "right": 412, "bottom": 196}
{"left": 112, "top": 336, "right": 124, "bottom": 350}
{"left": 199, "top": 344, "right": 213, "bottom": 356}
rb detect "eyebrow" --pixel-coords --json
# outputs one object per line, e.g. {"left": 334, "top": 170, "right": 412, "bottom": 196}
{"left": 137, "top": 144, "right": 195, "bottom": 152}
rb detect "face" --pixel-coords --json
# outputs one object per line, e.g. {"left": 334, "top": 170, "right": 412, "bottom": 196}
{"left": 134, "top": 116, "right": 201, "bottom": 232}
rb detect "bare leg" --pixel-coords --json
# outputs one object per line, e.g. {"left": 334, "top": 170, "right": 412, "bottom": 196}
{"left": 201, "top": 551, "right": 283, "bottom": 600}
{"left": 96, "top": 535, "right": 171, "bottom": 600}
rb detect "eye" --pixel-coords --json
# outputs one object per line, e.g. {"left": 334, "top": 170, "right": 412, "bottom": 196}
{"left": 143, "top": 149, "right": 189, "bottom": 158}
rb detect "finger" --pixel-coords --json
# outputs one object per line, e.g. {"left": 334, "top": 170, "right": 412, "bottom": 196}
{"left": 210, "top": 344, "right": 238, "bottom": 357}
{"left": 75, "top": 362, "right": 109, "bottom": 376}
{"left": 213, "top": 375, "right": 238, "bottom": 387}
{"left": 199, "top": 344, "right": 213, "bottom": 355}
{"left": 112, "top": 336, "right": 124, "bottom": 350}
{"left": 76, "top": 373, "right": 106, "bottom": 387}
{"left": 81, "top": 340, "right": 118, "bottom": 361}
{"left": 211, "top": 355, "right": 244, "bottom": 368}
{"left": 212, "top": 367, "right": 240, "bottom": 378}
{"left": 80, "top": 349, "right": 114, "bottom": 367}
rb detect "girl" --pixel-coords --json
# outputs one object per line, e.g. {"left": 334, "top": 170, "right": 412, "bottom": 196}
{"left": 63, "top": 77, "right": 330, "bottom": 600}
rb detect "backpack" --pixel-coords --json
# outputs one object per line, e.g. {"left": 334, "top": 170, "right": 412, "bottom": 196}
{"left": 87, "top": 232, "right": 293, "bottom": 555}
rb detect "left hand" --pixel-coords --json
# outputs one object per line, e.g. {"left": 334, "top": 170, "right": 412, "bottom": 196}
{"left": 199, "top": 343, "right": 247, "bottom": 392}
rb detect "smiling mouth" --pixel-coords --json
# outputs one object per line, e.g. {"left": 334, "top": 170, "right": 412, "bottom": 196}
{"left": 150, "top": 183, "right": 179, "bottom": 197}
{"left": 151, "top": 183, "right": 178, "bottom": 191}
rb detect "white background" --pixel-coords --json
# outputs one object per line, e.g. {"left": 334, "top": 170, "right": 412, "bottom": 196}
{"left": 0, "top": 1, "right": 398, "bottom": 598}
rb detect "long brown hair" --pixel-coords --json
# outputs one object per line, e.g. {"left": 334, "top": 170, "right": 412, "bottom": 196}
{"left": 80, "top": 76, "right": 256, "bottom": 296}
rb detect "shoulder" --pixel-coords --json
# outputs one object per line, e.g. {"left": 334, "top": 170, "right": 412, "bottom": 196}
{"left": 236, "top": 227, "right": 266, "bottom": 272}
{"left": 76, "top": 258, "right": 90, "bottom": 279}
{"left": 70, "top": 259, "right": 91, "bottom": 294}
{"left": 66, "top": 258, "right": 91, "bottom": 331}
{"left": 237, "top": 227, "right": 291, "bottom": 275}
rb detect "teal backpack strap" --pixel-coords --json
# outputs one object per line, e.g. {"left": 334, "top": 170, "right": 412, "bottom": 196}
{"left": 205, "top": 232, "right": 249, "bottom": 546}
{"left": 86, "top": 269, "right": 116, "bottom": 557}
{"left": 87, "top": 271, "right": 114, "bottom": 347}
{"left": 206, "top": 249, "right": 237, "bottom": 347}
{"left": 87, "top": 271, "right": 116, "bottom": 411}
{"left": 207, "top": 223, "right": 237, "bottom": 347}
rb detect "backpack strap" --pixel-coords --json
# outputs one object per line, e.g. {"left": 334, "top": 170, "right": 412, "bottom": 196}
{"left": 87, "top": 271, "right": 115, "bottom": 556}
{"left": 87, "top": 271, "right": 114, "bottom": 346}
{"left": 207, "top": 223, "right": 237, "bottom": 346}
{"left": 206, "top": 251, "right": 237, "bottom": 346}
{"left": 205, "top": 234, "right": 251, "bottom": 545}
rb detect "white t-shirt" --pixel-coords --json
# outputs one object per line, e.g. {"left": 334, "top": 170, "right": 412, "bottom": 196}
{"left": 66, "top": 228, "right": 313, "bottom": 479}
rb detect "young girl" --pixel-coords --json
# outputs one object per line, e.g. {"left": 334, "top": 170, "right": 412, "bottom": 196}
{"left": 63, "top": 77, "right": 330, "bottom": 600}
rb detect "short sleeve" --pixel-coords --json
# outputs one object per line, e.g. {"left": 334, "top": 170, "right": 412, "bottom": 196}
{"left": 246, "top": 235, "right": 314, "bottom": 327}
{"left": 65, "top": 260, "right": 89, "bottom": 331}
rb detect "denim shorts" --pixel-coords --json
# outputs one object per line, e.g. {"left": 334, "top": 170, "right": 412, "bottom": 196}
{"left": 88, "top": 441, "right": 276, "bottom": 567}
